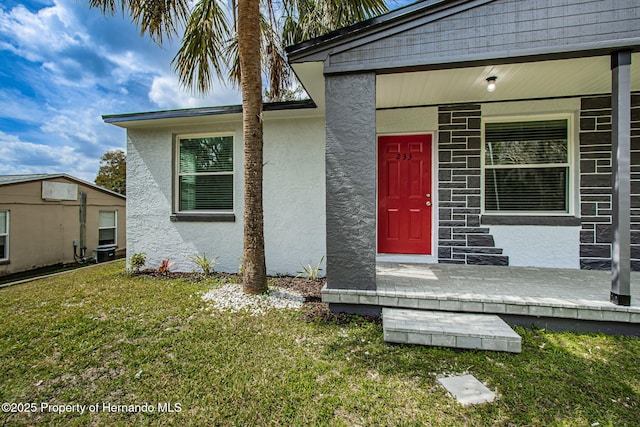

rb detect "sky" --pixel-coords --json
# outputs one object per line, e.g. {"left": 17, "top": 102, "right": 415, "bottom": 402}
{"left": 0, "top": 0, "right": 411, "bottom": 182}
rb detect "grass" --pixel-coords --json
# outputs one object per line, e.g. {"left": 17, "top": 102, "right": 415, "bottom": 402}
{"left": 0, "top": 260, "right": 639, "bottom": 426}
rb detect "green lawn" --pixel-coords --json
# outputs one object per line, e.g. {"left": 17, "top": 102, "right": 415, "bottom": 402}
{"left": 1, "top": 261, "right": 638, "bottom": 426}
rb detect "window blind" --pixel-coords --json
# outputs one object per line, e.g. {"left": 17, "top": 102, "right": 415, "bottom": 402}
{"left": 178, "top": 136, "right": 233, "bottom": 211}
{"left": 484, "top": 119, "right": 569, "bottom": 213}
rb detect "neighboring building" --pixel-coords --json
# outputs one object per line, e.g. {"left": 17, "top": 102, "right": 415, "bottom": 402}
{"left": 0, "top": 174, "right": 126, "bottom": 277}
{"left": 104, "top": 0, "right": 639, "bottom": 307}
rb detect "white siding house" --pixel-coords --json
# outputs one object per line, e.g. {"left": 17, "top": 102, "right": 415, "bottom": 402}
{"left": 110, "top": 104, "right": 325, "bottom": 275}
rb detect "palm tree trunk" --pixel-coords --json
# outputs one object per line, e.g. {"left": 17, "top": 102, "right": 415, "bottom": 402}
{"left": 238, "top": 0, "right": 267, "bottom": 294}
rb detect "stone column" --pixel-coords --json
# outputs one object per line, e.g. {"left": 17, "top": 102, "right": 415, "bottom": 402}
{"left": 325, "top": 72, "right": 377, "bottom": 291}
{"left": 611, "top": 51, "right": 632, "bottom": 306}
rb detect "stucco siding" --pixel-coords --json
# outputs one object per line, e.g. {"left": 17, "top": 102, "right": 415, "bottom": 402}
{"left": 325, "top": 73, "right": 377, "bottom": 290}
{"left": 263, "top": 117, "right": 326, "bottom": 275}
{"left": 126, "top": 116, "right": 325, "bottom": 275}
{"left": 126, "top": 125, "right": 242, "bottom": 273}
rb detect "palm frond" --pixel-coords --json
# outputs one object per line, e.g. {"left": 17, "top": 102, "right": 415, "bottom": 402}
{"left": 280, "top": 0, "right": 388, "bottom": 45}
{"left": 89, "top": 0, "right": 190, "bottom": 43}
{"left": 172, "top": 0, "right": 232, "bottom": 94}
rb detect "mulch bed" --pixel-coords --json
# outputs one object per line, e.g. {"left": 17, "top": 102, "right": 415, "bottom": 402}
{"left": 134, "top": 270, "right": 324, "bottom": 301}
{"left": 133, "top": 270, "right": 379, "bottom": 325}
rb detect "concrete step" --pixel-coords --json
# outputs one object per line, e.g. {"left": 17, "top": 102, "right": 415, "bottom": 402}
{"left": 382, "top": 308, "right": 522, "bottom": 353}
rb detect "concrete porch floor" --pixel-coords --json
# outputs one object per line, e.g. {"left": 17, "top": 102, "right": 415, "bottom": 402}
{"left": 322, "top": 263, "right": 640, "bottom": 335}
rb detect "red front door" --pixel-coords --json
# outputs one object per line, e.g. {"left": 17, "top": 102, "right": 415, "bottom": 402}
{"left": 378, "top": 134, "right": 432, "bottom": 254}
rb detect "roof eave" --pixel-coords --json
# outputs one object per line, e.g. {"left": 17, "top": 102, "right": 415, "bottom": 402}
{"left": 0, "top": 174, "right": 126, "bottom": 199}
{"left": 102, "top": 99, "right": 317, "bottom": 127}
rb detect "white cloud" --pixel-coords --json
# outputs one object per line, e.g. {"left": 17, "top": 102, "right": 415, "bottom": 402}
{"left": 41, "top": 112, "right": 98, "bottom": 145}
{"left": 149, "top": 74, "right": 241, "bottom": 109}
{"left": 0, "top": 131, "right": 97, "bottom": 179}
{"left": 0, "top": 3, "right": 82, "bottom": 63}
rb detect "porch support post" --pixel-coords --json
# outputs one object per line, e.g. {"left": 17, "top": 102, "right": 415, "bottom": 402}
{"left": 610, "top": 50, "right": 632, "bottom": 306}
{"left": 325, "top": 72, "right": 377, "bottom": 291}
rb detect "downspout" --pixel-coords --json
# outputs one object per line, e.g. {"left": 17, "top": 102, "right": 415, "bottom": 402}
{"left": 79, "top": 191, "right": 87, "bottom": 258}
{"left": 73, "top": 191, "right": 92, "bottom": 263}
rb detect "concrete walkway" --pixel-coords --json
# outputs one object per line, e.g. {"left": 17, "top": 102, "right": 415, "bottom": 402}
{"left": 322, "top": 263, "right": 640, "bottom": 328}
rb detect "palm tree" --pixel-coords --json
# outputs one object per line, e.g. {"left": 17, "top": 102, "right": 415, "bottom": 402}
{"left": 90, "top": 0, "right": 388, "bottom": 294}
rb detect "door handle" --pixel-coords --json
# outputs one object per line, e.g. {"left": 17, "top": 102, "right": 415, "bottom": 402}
{"left": 426, "top": 201, "right": 432, "bottom": 206}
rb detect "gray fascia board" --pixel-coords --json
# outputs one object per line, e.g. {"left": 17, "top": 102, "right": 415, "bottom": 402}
{"left": 103, "top": 105, "right": 242, "bottom": 124}
{"left": 287, "top": 0, "right": 480, "bottom": 63}
{"left": 323, "top": 37, "right": 640, "bottom": 75}
{"left": 102, "top": 99, "right": 316, "bottom": 125}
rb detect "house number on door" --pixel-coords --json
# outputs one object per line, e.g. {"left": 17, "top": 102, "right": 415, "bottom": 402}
{"left": 396, "top": 153, "right": 413, "bottom": 160}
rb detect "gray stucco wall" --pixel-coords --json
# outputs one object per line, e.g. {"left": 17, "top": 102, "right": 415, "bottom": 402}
{"left": 325, "top": 73, "right": 377, "bottom": 290}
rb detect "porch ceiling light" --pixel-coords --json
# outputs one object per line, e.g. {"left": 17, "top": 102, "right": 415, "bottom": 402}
{"left": 486, "top": 76, "right": 497, "bottom": 92}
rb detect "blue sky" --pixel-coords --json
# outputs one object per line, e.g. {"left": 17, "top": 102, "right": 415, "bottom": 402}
{"left": 0, "top": 0, "right": 412, "bottom": 182}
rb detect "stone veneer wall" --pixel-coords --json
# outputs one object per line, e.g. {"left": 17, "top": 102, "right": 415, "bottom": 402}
{"left": 579, "top": 93, "right": 640, "bottom": 271}
{"left": 437, "top": 104, "right": 509, "bottom": 266}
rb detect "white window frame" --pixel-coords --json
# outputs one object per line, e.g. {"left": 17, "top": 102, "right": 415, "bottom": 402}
{"left": 481, "top": 114, "right": 575, "bottom": 216}
{"left": 0, "top": 210, "right": 8, "bottom": 261}
{"left": 174, "top": 132, "right": 235, "bottom": 214}
{"left": 98, "top": 210, "right": 117, "bottom": 247}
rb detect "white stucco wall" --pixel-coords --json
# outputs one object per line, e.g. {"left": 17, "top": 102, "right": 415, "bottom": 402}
{"left": 263, "top": 116, "right": 326, "bottom": 275}
{"left": 126, "top": 114, "right": 326, "bottom": 275}
{"left": 490, "top": 225, "right": 580, "bottom": 269}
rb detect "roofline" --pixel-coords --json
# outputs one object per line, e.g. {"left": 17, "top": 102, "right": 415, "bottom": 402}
{"left": 103, "top": 99, "right": 317, "bottom": 124}
{"left": 0, "top": 174, "right": 65, "bottom": 186}
{"left": 0, "top": 174, "right": 126, "bottom": 199}
{"left": 286, "top": 0, "right": 458, "bottom": 61}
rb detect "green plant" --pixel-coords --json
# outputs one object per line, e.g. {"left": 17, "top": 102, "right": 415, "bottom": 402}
{"left": 189, "top": 253, "right": 218, "bottom": 276}
{"left": 158, "top": 258, "right": 175, "bottom": 275}
{"left": 297, "top": 256, "right": 324, "bottom": 281}
{"left": 238, "top": 256, "right": 244, "bottom": 276}
{"left": 129, "top": 252, "right": 147, "bottom": 273}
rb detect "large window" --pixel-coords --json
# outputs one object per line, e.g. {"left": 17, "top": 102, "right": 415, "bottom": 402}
{"left": 0, "top": 211, "right": 8, "bottom": 261}
{"left": 177, "top": 135, "right": 234, "bottom": 212}
{"left": 98, "top": 211, "right": 117, "bottom": 246}
{"left": 483, "top": 117, "right": 571, "bottom": 214}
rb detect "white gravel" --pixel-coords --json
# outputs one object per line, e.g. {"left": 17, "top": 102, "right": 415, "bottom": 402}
{"left": 201, "top": 283, "right": 304, "bottom": 315}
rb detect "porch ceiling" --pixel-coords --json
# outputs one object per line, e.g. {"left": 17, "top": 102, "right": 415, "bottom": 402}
{"left": 376, "top": 54, "right": 640, "bottom": 109}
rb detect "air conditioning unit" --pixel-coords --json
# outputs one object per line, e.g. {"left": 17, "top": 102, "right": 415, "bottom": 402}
{"left": 95, "top": 246, "right": 116, "bottom": 263}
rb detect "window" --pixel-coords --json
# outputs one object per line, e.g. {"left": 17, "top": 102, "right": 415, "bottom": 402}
{"left": 176, "top": 135, "right": 234, "bottom": 212}
{"left": 483, "top": 117, "right": 571, "bottom": 214}
{"left": 98, "top": 211, "right": 117, "bottom": 246}
{"left": 0, "top": 211, "right": 8, "bottom": 261}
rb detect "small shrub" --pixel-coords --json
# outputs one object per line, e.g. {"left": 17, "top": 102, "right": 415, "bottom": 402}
{"left": 158, "top": 258, "right": 175, "bottom": 275}
{"left": 129, "top": 252, "right": 147, "bottom": 273}
{"left": 238, "top": 256, "right": 244, "bottom": 276}
{"left": 189, "top": 253, "right": 218, "bottom": 276}
{"left": 297, "top": 256, "right": 324, "bottom": 281}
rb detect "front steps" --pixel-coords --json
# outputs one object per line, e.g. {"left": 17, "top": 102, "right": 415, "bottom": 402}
{"left": 383, "top": 308, "right": 522, "bottom": 353}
